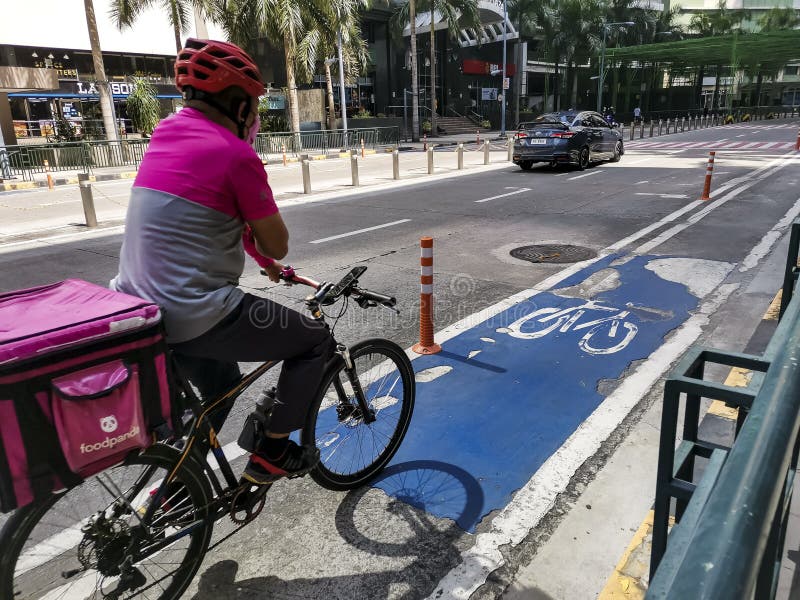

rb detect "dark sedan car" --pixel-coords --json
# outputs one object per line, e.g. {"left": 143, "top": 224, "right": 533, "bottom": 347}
{"left": 512, "top": 110, "right": 624, "bottom": 170}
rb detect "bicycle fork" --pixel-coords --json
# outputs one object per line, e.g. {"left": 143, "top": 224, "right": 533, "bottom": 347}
{"left": 335, "top": 343, "right": 376, "bottom": 424}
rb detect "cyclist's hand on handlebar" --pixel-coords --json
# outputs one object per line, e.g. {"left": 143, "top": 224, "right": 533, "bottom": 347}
{"left": 262, "top": 261, "right": 285, "bottom": 283}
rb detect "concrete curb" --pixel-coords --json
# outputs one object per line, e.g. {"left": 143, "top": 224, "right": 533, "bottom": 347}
{"left": 1, "top": 171, "right": 138, "bottom": 192}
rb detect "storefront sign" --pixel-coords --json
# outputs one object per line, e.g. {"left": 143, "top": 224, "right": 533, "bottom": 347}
{"left": 267, "top": 94, "right": 286, "bottom": 110}
{"left": 463, "top": 59, "right": 516, "bottom": 77}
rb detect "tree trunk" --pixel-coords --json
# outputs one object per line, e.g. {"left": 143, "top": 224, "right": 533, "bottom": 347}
{"left": 83, "top": 0, "right": 119, "bottom": 141}
{"left": 695, "top": 65, "right": 705, "bottom": 110}
{"left": 171, "top": 0, "right": 182, "bottom": 52}
{"left": 410, "top": 0, "right": 420, "bottom": 142}
{"left": 553, "top": 60, "right": 560, "bottom": 111}
{"left": 570, "top": 61, "right": 578, "bottom": 108}
{"left": 324, "top": 61, "right": 336, "bottom": 130}
{"left": 754, "top": 72, "right": 763, "bottom": 108}
{"left": 284, "top": 32, "right": 301, "bottom": 134}
{"left": 430, "top": 5, "right": 437, "bottom": 135}
{"left": 610, "top": 63, "right": 619, "bottom": 112}
{"left": 712, "top": 64, "right": 722, "bottom": 109}
{"left": 623, "top": 62, "right": 633, "bottom": 114}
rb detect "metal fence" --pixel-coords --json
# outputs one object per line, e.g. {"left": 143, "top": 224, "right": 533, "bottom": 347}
{"left": 0, "top": 126, "right": 401, "bottom": 182}
{"left": 647, "top": 219, "right": 800, "bottom": 598}
{"left": 0, "top": 140, "right": 149, "bottom": 181}
{"left": 253, "top": 126, "right": 400, "bottom": 158}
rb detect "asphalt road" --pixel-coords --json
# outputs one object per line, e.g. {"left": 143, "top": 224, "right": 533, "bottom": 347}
{"left": 1, "top": 118, "right": 799, "bottom": 599}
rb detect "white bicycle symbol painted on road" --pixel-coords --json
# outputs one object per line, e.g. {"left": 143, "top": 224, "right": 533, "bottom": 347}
{"left": 499, "top": 299, "right": 668, "bottom": 355}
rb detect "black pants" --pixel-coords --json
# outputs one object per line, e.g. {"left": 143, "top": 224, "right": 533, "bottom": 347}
{"left": 171, "top": 294, "right": 335, "bottom": 434}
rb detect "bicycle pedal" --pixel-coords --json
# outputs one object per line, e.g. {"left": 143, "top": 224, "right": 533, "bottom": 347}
{"left": 230, "top": 481, "right": 271, "bottom": 524}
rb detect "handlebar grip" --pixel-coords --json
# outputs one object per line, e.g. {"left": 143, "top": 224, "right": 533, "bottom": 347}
{"left": 358, "top": 289, "right": 396, "bottom": 307}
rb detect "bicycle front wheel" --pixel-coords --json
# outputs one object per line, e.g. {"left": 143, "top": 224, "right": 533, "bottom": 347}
{"left": 0, "top": 444, "right": 213, "bottom": 600}
{"left": 303, "top": 338, "right": 415, "bottom": 491}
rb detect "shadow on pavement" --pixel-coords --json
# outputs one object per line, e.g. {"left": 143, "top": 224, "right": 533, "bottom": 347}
{"left": 191, "top": 460, "right": 484, "bottom": 599}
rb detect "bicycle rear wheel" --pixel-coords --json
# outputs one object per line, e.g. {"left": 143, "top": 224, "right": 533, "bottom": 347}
{"left": 303, "top": 338, "right": 415, "bottom": 491}
{"left": 0, "top": 444, "right": 212, "bottom": 600}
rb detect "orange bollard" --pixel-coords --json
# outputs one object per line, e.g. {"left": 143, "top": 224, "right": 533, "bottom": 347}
{"left": 281, "top": 144, "right": 287, "bottom": 167}
{"left": 412, "top": 237, "right": 441, "bottom": 355}
{"left": 795, "top": 129, "right": 800, "bottom": 151}
{"left": 423, "top": 134, "right": 428, "bottom": 152}
{"left": 476, "top": 130, "right": 481, "bottom": 145}
{"left": 44, "top": 159, "right": 54, "bottom": 190}
{"left": 700, "top": 151, "right": 716, "bottom": 201}
{"left": 361, "top": 138, "right": 365, "bottom": 158}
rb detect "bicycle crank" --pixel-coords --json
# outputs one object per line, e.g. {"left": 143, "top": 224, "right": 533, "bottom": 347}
{"left": 230, "top": 482, "right": 271, "bottom": 524}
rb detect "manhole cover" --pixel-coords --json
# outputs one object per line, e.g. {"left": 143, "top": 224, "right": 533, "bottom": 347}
{"left": 510, "top": 244, "right": 597, "bottom": 264}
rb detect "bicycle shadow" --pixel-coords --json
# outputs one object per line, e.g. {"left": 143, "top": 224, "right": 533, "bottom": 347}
{"left": 190, "top": 460, "right": 484, "bottom": 599}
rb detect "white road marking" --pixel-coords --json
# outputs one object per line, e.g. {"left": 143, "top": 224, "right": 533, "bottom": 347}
{"left": 739, "top": 197, "right": 800, "bottom": 272}
{"left": 634, "top": 152, "right": 799, "bottom": 254}
{"left": 474, "top": 188, "right": 531, "bottom": 203}
{"left": 635, "top": 180, "right": 649, "bottom": 184}
{"left": 736, "top": 134, "right": 746, "bottom": 137}
{"left": 309, "top": 219, "right": 412, "bottom": 243}
{"left": 635, "top": 193, "right": 688, "bottom": 199}
{"left": 566, "top": 171, "right": 601, "bottom": 181}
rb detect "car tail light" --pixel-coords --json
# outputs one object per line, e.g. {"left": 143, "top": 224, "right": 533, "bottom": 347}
{"left": 551, "top": 131, "right": 575, "bottom": 138}
{"left": 515, "top": 132, "right": 528, "bottom": 139}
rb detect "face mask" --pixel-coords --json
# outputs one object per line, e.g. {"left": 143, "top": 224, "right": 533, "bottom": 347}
{"left": 246, "top": 115, "right": 260, "bottom": 147}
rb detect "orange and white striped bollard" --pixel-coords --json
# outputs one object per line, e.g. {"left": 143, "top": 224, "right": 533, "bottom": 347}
{"left": 412, "top": 237, "right": 441, "bottom": 355}
{"left": 795, "top": 129, "right": 800, "bottom": 151}
{"left": 282, "top": 144, "right": 287, "bottom": 167}
{"left": 44, "top": 159, "right": 54, "bottom": 190}
{"left": 700, "top": 151, "right": 716, "bottom": 201}
{"left": 361, "top": 138, "right": 365, "bottom": 158}
{"left": 476, "top": 130, "right": 481, "bottom": 145}
{"left": 423, "top": 134, "right": 428, "bottom": 152}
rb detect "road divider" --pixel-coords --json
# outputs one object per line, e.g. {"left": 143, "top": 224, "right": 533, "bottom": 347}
{"left": 700, "top": 151, "right": 716, "bottom": 201}
{"left": 412, "top": 237, "right": 441, "bottom": 355}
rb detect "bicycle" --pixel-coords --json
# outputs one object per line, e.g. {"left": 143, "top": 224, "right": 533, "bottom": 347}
{"left": 0, "top": 265, "right": 415, "bottom": 599}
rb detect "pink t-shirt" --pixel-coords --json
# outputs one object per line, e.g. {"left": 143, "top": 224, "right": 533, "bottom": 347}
{"left": 134, "top": 107, "right": 277, "bottom": 220}
{"left": 112, "top": 108, "right": 279, "bottom": 342}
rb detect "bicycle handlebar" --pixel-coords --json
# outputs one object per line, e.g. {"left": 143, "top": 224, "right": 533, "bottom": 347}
{"left": 260, "top": 265, "right": 397, "bottom": 310}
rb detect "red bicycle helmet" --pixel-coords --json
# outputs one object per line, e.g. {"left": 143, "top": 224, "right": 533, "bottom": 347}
{"left": 175, "top": 38, "right": 264, "bottom": 98}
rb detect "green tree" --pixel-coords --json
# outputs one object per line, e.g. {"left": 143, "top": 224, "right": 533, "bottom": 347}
{"left": 208, "top": 0, "right": 305, "bottom": 133}
{"left": 391, "top": 0, "right": 421, "bottom": 141}
{"left": 84, "top": 0, "right": 120, "bottom": 140}
{"left": 110, "top": 0, "right": 211, "bottom": 52}
{"left": 300, "top": 0, "right": 371, "bottom": 130}
{"left": 758, "top": 7, "right": 800, "bottom": 32}
{"left": 553, "top": 0, "right": 602, "bottom": 108}
{"left": 126, "top": 77, "right": 161, "bottom": 136}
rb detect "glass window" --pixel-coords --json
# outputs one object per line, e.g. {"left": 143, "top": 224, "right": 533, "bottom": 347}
{"left": 785, "top": 66, "right": 799, "bottom": 76}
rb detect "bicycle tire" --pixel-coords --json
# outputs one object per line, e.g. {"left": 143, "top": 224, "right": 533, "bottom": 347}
{"left": 0, "top": 444, "right": 213, "bottom": 600}
{"left": 302, "top": 338, "right": 415, "bottom": 491}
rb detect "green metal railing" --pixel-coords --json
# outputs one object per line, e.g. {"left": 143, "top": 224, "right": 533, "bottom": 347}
{"left": 0, "top": 140, "right": 149, "bottom": 181}
{"left": 0, "top": 126, "right": 401, "bottom": 182}
{"left": 648, "top": 219, "right": 800, "bottom": 598}
{"left": 253, "top": 126, "right": 400, "bottom": 158}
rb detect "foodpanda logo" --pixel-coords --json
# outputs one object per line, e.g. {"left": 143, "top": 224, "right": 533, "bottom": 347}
{"left": 80, "top": 423, "right": 141, "bottom": 455}
{"left": 100, "top": 416, "right": 118, "bottom": 433}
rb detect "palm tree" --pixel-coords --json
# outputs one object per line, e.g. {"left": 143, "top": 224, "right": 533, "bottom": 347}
{"left": 553, "top": 0, "right": 602, "bottom": 109}
{"left": 690, "top": 1, "right": 744, "bottom": 109}
{"left": 300, "top": 0, "right": 371, "bottom": 130}
{"left": 430, "top": 0, "right": 481, "bottom": 134}
{"left": 84, "top": 0, "right": 120, "bottom": 140}
{"left": 110, "top": 0, "right": 211, "bottom": 53}
{"left": 208, "top": 0, "right": 304, "bottom": 133}
{"left": 393, "top": 0, "right": 480, "bottom": 137}
{"left": 391, "top": 0, "right": 421, "bottom": 141}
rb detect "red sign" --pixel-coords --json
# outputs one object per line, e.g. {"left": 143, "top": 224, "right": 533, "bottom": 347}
{"left": 462, "top": 59, "right": 516, "bottom": 77}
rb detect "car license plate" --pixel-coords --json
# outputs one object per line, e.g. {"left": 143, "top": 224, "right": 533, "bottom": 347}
{"left": 527, "top": 139, "right": 547, "bottom": 145}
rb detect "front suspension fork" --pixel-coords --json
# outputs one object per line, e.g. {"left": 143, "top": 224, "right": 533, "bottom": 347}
{"left": 336, "top": 343, "right": 376, "bottom": 424}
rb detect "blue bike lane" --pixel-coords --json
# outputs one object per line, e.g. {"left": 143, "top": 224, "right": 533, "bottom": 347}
{"left": 373, "top": 253, "right": 733, "bottom": 532}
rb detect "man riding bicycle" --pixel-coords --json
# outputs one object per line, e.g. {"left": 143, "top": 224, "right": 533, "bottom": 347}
{"left": 111, "top": 38, "right": 333, "bottom": 486}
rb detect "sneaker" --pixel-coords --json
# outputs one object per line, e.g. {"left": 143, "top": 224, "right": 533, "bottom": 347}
{"left": 242, "top": 440, "right": 320, "bottom": 485}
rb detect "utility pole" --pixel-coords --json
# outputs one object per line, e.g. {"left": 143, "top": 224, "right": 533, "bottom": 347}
{"left": 500, "top": 0, "right": 507, "bottom": 138}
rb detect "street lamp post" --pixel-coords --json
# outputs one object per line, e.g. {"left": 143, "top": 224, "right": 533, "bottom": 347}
{"left": 596, "top": 21, "right": 634, "bottom": 114}
{"left": 500, "top": 0, "right": 508, "bottom": 138}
